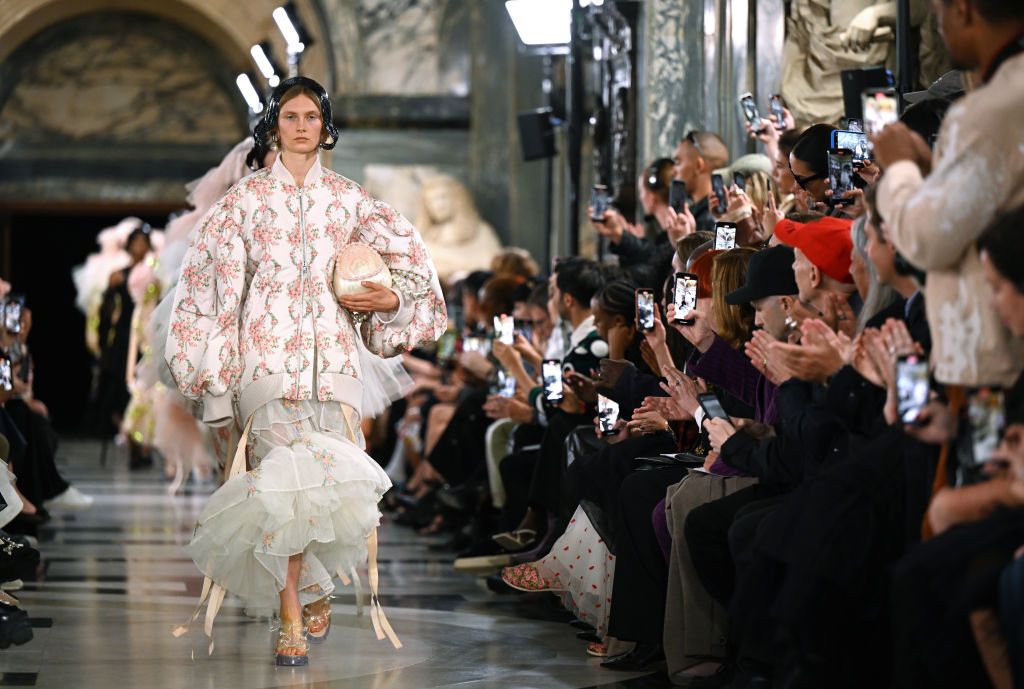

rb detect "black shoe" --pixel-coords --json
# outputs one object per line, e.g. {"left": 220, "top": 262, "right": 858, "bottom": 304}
{"left": 600, "top": 642, "right": 664, "bottom": 671}
{"left": 437, "top": 482, "right": 486, "bottom": 513}
{"left": 687, "top": 660, "right": 736, "bottom": 688}
{"left": 0, "top": 603, "right": 33, "bottom": 649}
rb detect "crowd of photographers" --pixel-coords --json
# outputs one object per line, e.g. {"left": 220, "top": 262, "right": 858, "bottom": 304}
{"left": 382, "top": 2, "right": 1024, "bottom": 687}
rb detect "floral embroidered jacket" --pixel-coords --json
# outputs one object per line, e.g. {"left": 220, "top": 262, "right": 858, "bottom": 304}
{"left": 166, "top": 157, "right": 446, "bottom": 426}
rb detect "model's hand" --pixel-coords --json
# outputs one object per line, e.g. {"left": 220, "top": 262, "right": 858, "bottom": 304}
{"left": 337, "top": 282, "right": 400, "bottom": 313}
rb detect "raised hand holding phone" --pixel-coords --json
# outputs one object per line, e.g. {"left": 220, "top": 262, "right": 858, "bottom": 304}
{"left": 666, "top": 305, "right": 714, "bottom": 352}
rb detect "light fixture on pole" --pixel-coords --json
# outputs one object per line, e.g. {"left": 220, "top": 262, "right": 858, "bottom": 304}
{"left": 235, "top": 73, "right": 264, "bottom": 114}
{"left": 250, "top": 42, "right": 282, "bottom": 88}
{"left": 504, "top": 0, "right": 571, "bottom": 48}
{"left": 272, "top": 2, "right": 312, "bottom": 77}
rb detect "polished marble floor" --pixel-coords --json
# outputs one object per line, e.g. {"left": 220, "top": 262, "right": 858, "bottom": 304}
{"left": 2, "top": 440, "right": 671, "bottom": 689}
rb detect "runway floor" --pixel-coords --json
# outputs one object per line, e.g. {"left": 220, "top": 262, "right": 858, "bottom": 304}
{"left": 2, "top": 440, "right": 671, "bottom": 689}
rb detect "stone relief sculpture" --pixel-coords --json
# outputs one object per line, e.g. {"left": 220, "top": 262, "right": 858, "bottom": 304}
{"left": 415, "top": 175, "right": 503, "bottom": 282}
{"left": 781, "top": 0, "right": 943, "bottom": 126}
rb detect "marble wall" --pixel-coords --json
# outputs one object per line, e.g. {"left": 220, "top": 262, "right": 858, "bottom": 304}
{"left": 321, "top": 0, "right": 470, "bottom": 96}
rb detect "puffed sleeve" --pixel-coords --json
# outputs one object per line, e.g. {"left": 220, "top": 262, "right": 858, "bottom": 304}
{"left": 164, "top": 190, "right": 247, "bottom": 427}
{"left": 355, "top": 194, "right": 447, "bottom": 358}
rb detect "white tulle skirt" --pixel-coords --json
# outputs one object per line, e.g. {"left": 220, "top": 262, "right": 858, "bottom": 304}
{"left": 186, "top": 399, "right": 392, "bottom": 609}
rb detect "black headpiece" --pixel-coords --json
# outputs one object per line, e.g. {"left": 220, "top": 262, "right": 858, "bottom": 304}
{"left": 252, "top": 76, "right": 339, "bottom": 152}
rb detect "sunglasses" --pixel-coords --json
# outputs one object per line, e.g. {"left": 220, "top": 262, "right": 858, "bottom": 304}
{"left": 788, "top": 162, "right": 826, "bottom": 192}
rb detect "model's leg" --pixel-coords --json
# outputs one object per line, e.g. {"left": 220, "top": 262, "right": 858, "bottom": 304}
{"left": 276, "top": 553, "right": 309, "bottom": 662}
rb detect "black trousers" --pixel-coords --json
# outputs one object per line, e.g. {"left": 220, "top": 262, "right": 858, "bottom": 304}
{"left": 606, "top": 465, "right": 691, "bottom": 644}
{"left": 498, "top": 447, "right": 539, "bottom": 532}
{"left": 526, "top": 411, "right": 591, "bottom": 519}
{"left": 684, "top": 483, "right": 785, "bottom": 608}
{"left": 4, "top": 399, "right": 68, "bottom": 505}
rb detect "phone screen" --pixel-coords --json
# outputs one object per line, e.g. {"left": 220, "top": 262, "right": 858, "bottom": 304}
{"left": 968, "top": 389, "right": 1005, "bottom": 465}
{"left": 3, "top": 298, "right": 23, "bottom": 334}
{"left": 591, "top": 185, "right": 611, "bottom": 222}
{"left": 715, "top": 222, "right": 737, "bottom": 250}
{"left": 846, "top": 118, "right": 864, "bottom": 133}
{"left": 636, "top": 290, "right": 655, "bottom": 331}
{"left": 492, "top": 369, "right": 517, "bottom": 398}
{"left": 0, "top": 356, "right": 11, "bottom": 393}
{"left": 711, "top": 174, "right": 727, "bottom": 214}
{"left": 827, "top": 149, "right": 856, "bottom": 204}
{"left": 739, "top": 93, "right": 762, "bottom": 129}
{"left": 862, "top": 88, "right": 899, "bottom": 136}
{"left": 896, "top": 355, "right": 929, "bottom": 424}
{"left": 494, "top": 314, "right": 515, "bottom": 345}
{"left": 833, "top": 130, "right": 871, "bottom": 163}
{"left": 697, "top": 392, "right": 730, "bottom": 423}
{"left": 732, "top": 172, "right": 746, "bottom": 191}
{"left": 463, "top": 336, "right": 492, "bottom": 356}
{"left": 597, "top": 394, "right": 620, "bottom": 436}
{"left": 542, "top": 360, "right": 563, "bottom": 403}
{"left": 515, "top": 320, "right": 534, "bottom": 345}
{"left": 669, "top": 180, "right": 688, "bottom": 213}
{"left": 769, "top": 94, "right": 787, "bottom": 130}
{"left": 674, "top": 273, "right": 698, "bottom": 324}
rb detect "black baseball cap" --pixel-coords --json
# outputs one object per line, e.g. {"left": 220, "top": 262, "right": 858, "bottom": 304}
{"left": 725, "top": 245, "right": 799, "bottom": 305}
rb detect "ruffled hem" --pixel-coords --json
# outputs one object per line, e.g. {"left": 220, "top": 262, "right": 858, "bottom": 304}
{"left": 187, "top": 428, "right": 391, "bottom": 608}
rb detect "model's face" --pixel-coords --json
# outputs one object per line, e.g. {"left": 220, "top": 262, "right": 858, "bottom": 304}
{"left": 128, "top": 235, "right": 150, "bottom": 263}
{"left": 981, "top": 250, "right": 1024, "bottom": 339}
{"left": 277, "top": 94, "right": 323, "bottom": 155}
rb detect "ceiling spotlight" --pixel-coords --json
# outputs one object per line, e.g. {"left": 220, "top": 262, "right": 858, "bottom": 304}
{"left": 505, "top": 0, "right": 571, "bottom": 46}
{"left": 273, "top": 4, "right": 306, "bottom": 53}
{"left": 236, "top": 73, "right": 264, "bottom": 114}
{"left": 250, "top": 42, "right": 282, "bottom": 87}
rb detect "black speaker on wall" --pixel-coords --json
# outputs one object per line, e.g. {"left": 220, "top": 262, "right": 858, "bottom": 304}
{"left": 517, "top": 107, "right": 557, "bottom": 161}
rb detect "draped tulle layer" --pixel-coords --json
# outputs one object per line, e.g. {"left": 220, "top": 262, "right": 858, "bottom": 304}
{"left": 186, "top": 400, "right": 391, "bottom": 608}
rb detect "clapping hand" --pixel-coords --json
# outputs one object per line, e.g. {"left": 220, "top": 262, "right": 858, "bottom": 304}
{"left": 744, "top": 329, "right": 793, "bottom": 385}
{"left": 767, "top": 319, "right": 849, "bottom": 383}
{"left": 659, "top": 365, "right": 707, "bottom": 418}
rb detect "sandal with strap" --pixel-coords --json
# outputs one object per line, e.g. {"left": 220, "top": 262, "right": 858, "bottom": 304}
{"left": 500, "top": 562, "right": 562, "bottom": 593}
{"left": 303, "top": 597, "right": 332, "bottom": 644}
{"left": 275, "top": 619, "right": 309, "bottom": 666}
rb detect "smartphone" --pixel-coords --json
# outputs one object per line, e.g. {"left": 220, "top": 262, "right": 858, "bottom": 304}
{"left": 697, "top": 392, "right": 732, "bottom": 425}
{"left": 967, "top": 389, "right": 1005, "bottom": 465}
{"left": 769, "top": 94, "right": 787, "bottom": 130}
{"left": 831, "top": 130, "right": 871, "bottom": 164}
{"left": 845, "top": 117, "right": 864, "bottom": 133}
{"left": 711, "top": 173, "right": 728, "bottom": 214}
{"left": 862, "top": 87, "right": 899, "bottom": 137}
{"left": 591, "top": 184, "right": 611, "bottom": 222}
{"left": 896, "top": 354, "right": 929, "bottom": 424}
{"left": 715, "top": 222, "right": 737, "bottom": 250}
{"left": 732, "top": 172, "right": 746, "bottom": 192}
{"left": 0, "top": 355, "right": 11, "bottom": 393}
{"left": 542, "top": 359, "right": 564, "bottom": 405}
{"left": 841, "top": 66, "right": 894, "bottom": 120}
{"left": 673, "top": 272, "right": 698, "bottom": 326}
{"left": 597, "top": 394, "right": 620, "bottom": 437}
{"left": 437, "top": 330, "right": 457, "bottom": 361}
{"left": 3, "top": 296, "right": 23, "bottom": 334}
{"left": 18, "top": 352, "right": 30, "bottom": 384}
{"left": 669, "top": 179, "right": 688, "bottom": 214}
{"left": 827, "top": 149, "right": 856, "bottom": 205}
{"left": 635, "top": 289, "right": 656, "bottom": 332}
{"left": 738, "top": 92, "right": 764, "bottom": 132}
{"left": 514, "top": 320, "right": 534, "bottom": 345}
{"left": 494, "top": 314, "right": 515, "bottom": 345}
{"left": 491, "top": 369, "right": 517, "bottom": 399}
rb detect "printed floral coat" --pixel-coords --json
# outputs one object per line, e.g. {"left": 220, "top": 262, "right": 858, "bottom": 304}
{"left": 166, "top": 157, "right": 446, "bottom": 426}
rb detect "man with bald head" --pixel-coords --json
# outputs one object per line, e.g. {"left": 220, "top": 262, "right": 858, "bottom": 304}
{"left": 673, "top": 130, "right": 731, "bottom": 233}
